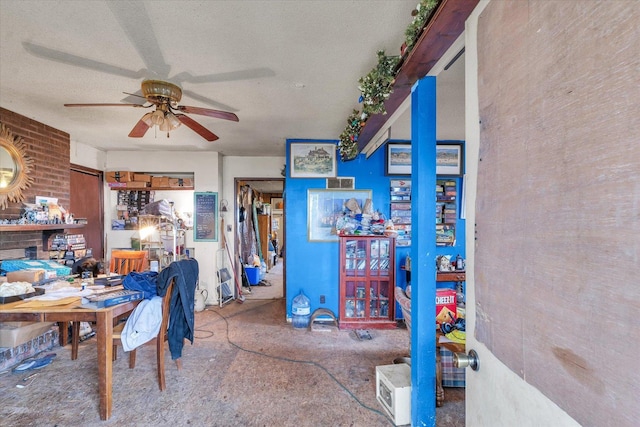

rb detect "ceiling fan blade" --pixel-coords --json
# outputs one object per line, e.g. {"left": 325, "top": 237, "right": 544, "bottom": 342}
{"left": 176, "top": 114, "right": 219, "bottom": 142}
{"left": 128, "top": 118, "right": 150, "bottom": 138}
{"left": 181, "top": 89, "right": 238, "bottom": 112}
{"left": 123, "top": 91, "right": 147, "bottom": 99}
{"left": 64, "top": 103, "right": 146, "bottom": 107}
{"left": 176, "top": 105, "right": 239, "bottom": 122}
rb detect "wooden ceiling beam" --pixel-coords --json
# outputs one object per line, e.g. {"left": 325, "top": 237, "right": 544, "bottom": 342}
{"left": 357, "top": 0, "right": 479, "bottom": 150}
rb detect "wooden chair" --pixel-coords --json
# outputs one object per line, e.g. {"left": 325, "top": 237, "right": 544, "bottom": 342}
{"left": 70, "top": 250, "right": 149, "bottom": 360}
{"left": 109, "top": 250, "right": 148, "bottom": 275}
{"left": 112, "top": 278, "right": 174, "bottom": 391}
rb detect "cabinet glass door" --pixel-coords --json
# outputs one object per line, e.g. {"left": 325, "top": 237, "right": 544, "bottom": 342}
{"left": 368, "top": 238, "right": 390, "bottom": 277}
{"left": 344, "top": 279, "right": 367, "bottom": 318}
{"left": 344, "top": 238, "right": 367, "bottom": 277}
{"left": 369, "top": 279, "right": 390, "bottom": 318}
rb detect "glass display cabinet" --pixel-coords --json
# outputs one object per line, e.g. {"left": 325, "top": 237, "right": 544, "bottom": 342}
{"left": 339, "top": 235, "right": 396, "bottom": 329}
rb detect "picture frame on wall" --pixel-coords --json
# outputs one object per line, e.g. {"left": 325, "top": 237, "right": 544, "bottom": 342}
{"left": 290, "top": 142, "right": 337, "bottom": 178}
{"left": 386, "top": 143, "right": 411, "bottom": 175}
{"left": 436, "top": 143, "right": 464, "bottom": 176}
{"left": 307, "top": 189, "right": 372, "bottom": 242}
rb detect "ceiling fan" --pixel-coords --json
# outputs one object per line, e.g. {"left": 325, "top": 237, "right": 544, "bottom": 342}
{"left": 64, "top": 80, "right": 239, "bottom": 142}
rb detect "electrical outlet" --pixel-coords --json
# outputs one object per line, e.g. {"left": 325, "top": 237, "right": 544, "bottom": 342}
{"left": 320, "top": 295, "right": 325, "bottom": 304}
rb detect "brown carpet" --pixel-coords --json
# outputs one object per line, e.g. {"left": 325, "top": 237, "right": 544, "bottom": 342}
{"left": 0, "top": 299, "right": 464, "bottom": 426}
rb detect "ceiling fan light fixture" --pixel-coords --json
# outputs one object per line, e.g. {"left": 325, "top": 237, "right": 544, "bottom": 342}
{"left": 150, "top": 110, "right": 165, "bottom": 126}
{"left": 166, "top": 112, "right": 181, "bottom": 130}
{"left": 141, "top": 112, "right": 154, "bottom": 127}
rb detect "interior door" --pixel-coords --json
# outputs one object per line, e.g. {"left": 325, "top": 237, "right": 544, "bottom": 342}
{"left": 465, "top": 2, "right": 638, "bottom": 426}
{"left": 70, "top": 166, "right": 104, "bottom": 260}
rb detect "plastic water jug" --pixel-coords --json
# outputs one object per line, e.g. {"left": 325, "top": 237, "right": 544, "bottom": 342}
{"left": 291, "top": 290, "right": 311, "bottom": 329}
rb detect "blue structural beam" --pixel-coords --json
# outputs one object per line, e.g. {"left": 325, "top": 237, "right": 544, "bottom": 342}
{"left": 411, "top": 76, "right": 438, "bottom": 426}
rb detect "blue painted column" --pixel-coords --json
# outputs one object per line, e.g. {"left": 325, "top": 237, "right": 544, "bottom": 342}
{"left": 410, "top": 76, "right": 437, "bottom": 426}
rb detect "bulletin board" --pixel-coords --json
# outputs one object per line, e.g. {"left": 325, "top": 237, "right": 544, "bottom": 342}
{"left": 194, "top": 192, "right": 218, "bottom": 242}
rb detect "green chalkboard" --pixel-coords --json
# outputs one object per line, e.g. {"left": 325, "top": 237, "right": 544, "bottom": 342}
{"left": 194, "top": 192, "right": 218, "bottom": 242}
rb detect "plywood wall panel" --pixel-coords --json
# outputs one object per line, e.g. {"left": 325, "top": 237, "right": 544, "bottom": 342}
{"left": 475, "top": 1, "right": 640, "bottom": 426}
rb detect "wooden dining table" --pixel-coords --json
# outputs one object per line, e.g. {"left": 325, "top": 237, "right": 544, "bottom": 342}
{"left": 0, "top": 296, "right": 140, "bottom": 420}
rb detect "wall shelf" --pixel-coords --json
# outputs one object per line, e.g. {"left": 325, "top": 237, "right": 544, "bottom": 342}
{"left": 0, "top": 224, "right": 85, "bottom": 232}
{"left": 109, "top": 186, "right": 194, "bottom": 191}
{"left": 0, "top": 223, "right": 86, "bottom": 249}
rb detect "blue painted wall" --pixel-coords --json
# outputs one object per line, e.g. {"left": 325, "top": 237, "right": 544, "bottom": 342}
{"left": 284, "top": 137, "right": 466, "bottom": 319}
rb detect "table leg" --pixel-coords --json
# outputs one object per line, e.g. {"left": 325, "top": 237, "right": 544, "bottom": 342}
{"left": 95, "top": 310, "right": 114, "bottom": 420}
{"left": 58, "top": 321, "right": 69, "bottom": 347}
{"left": 436, "top": 344, "right": 444, "bottom": 407}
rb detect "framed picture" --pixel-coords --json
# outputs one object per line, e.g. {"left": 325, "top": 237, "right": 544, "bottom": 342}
{"left": 193, "top": 192, "right": 218, "bottom": 242}
{"left": 386, "top": 143, "right": 411, "bottom": 175}
{"left": 436, "top": 143, "right": 464, "bottom": 176}
{"left": 290, "top": 142, "right": 337, "bottom": 178}
{"left": 271, "top": 197, "right": 283, "bottom": 213}
{"left": 307, "top": 189, "right": 372, "bottom": 242}
{"left": 271, "top": 197, "right": 283, "bottom": 210}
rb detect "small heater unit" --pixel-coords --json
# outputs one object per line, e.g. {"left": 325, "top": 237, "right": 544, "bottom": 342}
{"left": 376, "top": 363, "right": 411, "bottom": 426}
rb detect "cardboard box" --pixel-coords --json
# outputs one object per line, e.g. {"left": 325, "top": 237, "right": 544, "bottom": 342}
{"left": 126, "top": 181, "right": 149, "bottom": 189}
{"left": 0, "top": 322, "right": 55, "bottom": 348}
{"left": 151, "top": 176, "right": 170, "bottom": 187}
{"left": 6, "top": 269, "right": 46, "bottom": 283}
{"left": 133, "top": 173, "right": 152, "bottom": 182}
{"left": 168, "top": 178, "right": 193, "bottom": 188}
{"left": 436, "top": 289, "right": 457, "bottom": 324}
{"left": 105, "top": 171, "right": 132, "bottom": 183}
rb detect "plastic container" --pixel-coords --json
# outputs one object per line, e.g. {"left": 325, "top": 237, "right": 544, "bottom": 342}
{"left": 244, "top": 266, "right": 260, "bottom": 285}
{"left": 291, "top": 290, "right": 311, "bottom": 329}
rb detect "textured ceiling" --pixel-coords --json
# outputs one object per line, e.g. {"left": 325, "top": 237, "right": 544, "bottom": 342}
{"left": 0, "top": 0, "right": 423, "bottom": 157}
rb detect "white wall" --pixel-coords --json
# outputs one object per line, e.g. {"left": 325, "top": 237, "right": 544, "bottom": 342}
{"left": 105, "top": 150, "right": 221, "bottom": 304}
{"left": 464, "top": 2, "right": 580, "bottom": 425}
{"left": 70, "top": 140, "right": 106, "bottom": 170}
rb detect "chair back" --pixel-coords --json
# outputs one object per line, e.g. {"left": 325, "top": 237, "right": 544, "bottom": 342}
{"left": 110, "top": 250, "right": 148, "bottom": 275}
{"left": 159, "top": 278, "right": 175, "bottom": 337}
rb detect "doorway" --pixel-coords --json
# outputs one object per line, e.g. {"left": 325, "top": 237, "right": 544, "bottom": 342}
{"left": 70, "top": 165, "right": 104, "bottom": 260}
{"left": 234, "top": 178, "right": 285, "bottom": 300}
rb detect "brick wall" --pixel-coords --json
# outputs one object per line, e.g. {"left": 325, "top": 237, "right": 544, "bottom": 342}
{"left": 0, "top": 108, "right": 70, "bottom": 255}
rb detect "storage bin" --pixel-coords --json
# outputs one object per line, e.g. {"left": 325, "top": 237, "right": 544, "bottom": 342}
{"left": 244, "top": 266, "right": 260, "bottom": 285}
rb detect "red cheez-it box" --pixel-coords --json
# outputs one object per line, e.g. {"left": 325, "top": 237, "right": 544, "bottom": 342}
{"left": 436, "top": 289, "right": 457, "bottom": 325}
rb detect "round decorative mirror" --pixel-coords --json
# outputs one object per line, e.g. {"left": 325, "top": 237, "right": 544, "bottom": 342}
{"left": 0, "top": 123, "right": 34, "bottom": 210}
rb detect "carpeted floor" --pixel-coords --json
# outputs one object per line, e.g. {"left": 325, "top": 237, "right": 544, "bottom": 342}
{"left": 0, "top": 297, "right": 464, "bottom": 426}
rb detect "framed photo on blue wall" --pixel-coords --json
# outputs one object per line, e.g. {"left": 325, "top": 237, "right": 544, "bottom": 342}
{"left": 307, "top": 189, "right": 371, "bottom": 242}
{"left": 290, "top": 142, "right": 337, "bottom": 178}
{"left": 436, "top": 143, "right": 464, "bottom": 176}
{"left": 386, "top": 143, "right": 411, "bottom": 175}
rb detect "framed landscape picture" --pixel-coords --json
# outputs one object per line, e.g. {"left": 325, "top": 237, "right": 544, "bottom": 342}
{"left": 436, "top": 143, "right": 464, "bottom": 176}
{"left": 386, "top": 143, "right": 411, "bottom": 175}
{"left": 290, "top": 142, "right": 337, "bottom": 178}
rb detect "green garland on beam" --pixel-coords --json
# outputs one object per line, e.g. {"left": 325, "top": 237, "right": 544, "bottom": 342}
{"left": 338, "top": 109, "right": 367, "bottom": 161}
{"left": 405, "top": 0, "right": 439, "bottom": 51}
{"left": 358, "top": 50, "right": 400, "bottom": 116}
